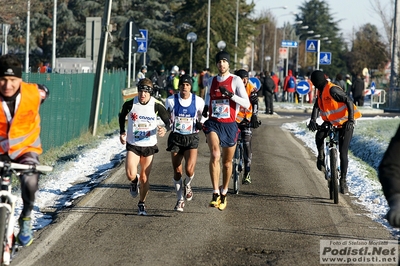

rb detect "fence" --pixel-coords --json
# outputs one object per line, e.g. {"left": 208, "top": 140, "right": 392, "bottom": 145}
{"left": 23, "top": 70, "right": 126, "bottom": 152}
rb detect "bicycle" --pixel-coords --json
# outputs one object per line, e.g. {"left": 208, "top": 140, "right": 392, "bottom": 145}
{"left": 320, "top": 124, "right": 341, "bottom": 204}
{"left": 231, "top": 134, "right": 244, "bottom": 194}
{"left": 0, "top": 161, "right": 52, "bottom": 265}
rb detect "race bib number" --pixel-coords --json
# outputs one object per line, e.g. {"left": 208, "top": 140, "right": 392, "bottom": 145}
{"left": 174, "top": 117, "right": 194, "bottom": 134}
{"left": 211, "top": 99, "right": 230, "bottom": 119}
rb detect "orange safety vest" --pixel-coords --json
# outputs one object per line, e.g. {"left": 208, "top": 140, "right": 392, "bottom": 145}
{"left": 318, "top": 82, "right": 361, "bottom": 126}
{"left": 0, "top": 82, "right": 42, "bottom": 159}
{"left": 236, "top": 82, "right": 254, "bottom": 123}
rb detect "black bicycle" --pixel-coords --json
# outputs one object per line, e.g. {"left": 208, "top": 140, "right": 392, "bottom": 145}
{"left": 0, "top": 162, "right": 52, "bottom": 265}
{"left": 322, "top": 124, "right": 340, "bottom": 204}
{"left": 231, "top": 134, "right": 244, "bottom": 194}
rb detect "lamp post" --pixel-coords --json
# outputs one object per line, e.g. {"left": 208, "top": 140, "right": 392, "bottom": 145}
{"left": 265, "top": 56, "right": 271, "bottom": 72}
{"left": 187, "top": 32, "right": 197, "bottom": 76}
{"left": 217, "top": 40, "right": 226, "bottom": 51}
{"left": 234, "top": 0, "right": 239, "bottom": 70}
{"left": 206, "top": 0, "right": 211, "bottom": 68}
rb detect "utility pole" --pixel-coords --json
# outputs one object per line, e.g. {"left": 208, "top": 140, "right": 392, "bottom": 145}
{"left": 90, "top": 0, "right": 112, "bottom": 135}
{"left": 25, "top": 0, "right": 31, "bottom": 73}
{"left": 52, "top": 0, "right": 57, "bottom": 72}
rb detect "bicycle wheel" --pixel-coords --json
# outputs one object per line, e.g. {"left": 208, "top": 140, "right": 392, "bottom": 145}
{"left": 232, "top": 145, "right": 242, "bottom": 194}
{"left": 329, "top": 149, "right": 339, "bottom": 204}
{"left": 0, "top": 206, "right": 9, "bottom": 265}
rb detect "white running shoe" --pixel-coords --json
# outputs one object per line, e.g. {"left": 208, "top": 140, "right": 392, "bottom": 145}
{"left": 174, "top": 200, "right": 185, "bottom": 212}
{"left": 137, "top": 202, "right": 147, "bottom": 216}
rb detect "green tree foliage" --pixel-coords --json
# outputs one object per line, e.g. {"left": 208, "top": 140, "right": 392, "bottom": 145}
{"left": 345, "top": 23, "right": 389, "bottom": 76}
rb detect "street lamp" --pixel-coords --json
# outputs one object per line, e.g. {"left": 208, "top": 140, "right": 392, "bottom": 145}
{"left": 265, "top": 56, "right": 271, "bottom": 72}
{"left": 296, "top": 29, "right": 314, "bottom": 73}
{"left": 217, "top": 40, "right": 226, "bottom": 51}
{"left": 187, "top": 32, "right": 197, "bottom": 76}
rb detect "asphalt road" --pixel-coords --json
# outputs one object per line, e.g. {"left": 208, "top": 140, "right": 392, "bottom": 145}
{"left": 11, "top": 112, "right": 397, "bottom": 266}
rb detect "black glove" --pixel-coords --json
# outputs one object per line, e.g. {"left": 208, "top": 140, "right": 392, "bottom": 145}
{"left": 250, "top": 92, "right": 258, "bottom": 104}
{"left": 387, "top": 194, "right": 400, "bottom": 227}
{"left": 345, "top": 119, "right": 355, "bottom": 131}
{"left": 195, "top": 121, "right": 203, "bottom": 130}
{"left": 202, "top": 105, "right": 208, "bottom": 118}
{"left": 219, "top": 86, "right": 234, "bottom": 98}
{"left": 250, "top": 115, "right": 259, "bottom": 128}
{"left": 308, "top": 119, "right": 318, "bottom": 132}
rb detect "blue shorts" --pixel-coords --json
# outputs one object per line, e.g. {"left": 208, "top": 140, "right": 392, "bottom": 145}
{"left": 203, "top": 119, "right": 239, "bottom": 147}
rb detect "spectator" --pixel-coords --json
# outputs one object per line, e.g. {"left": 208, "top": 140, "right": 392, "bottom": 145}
{"left": 333, "top": 73, "right": 346, "bottom": 91}
{"left": 262, "top": 71, "right": 275, "bottom": 114}
{"left": 270, "top": 72, "right": 281, "bottom": 102}
{"left": 345, "top": 74, "right": 352, "bottom": 97}
{"left": 283, "top": 70, "right": 296, "bottom": 103}
{"left": 351, "top": 73, "right": 365, "bottom": 106}
{"left": 136, "top": 65, "right": 147, "bottom": 83}
{"left": 191, "top": 70, "right": 200, "bottom": 96}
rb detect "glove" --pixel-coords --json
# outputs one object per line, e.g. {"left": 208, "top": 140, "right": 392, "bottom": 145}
{"left": 345, "top": 119, "right": 355, "bottom": 131}
{"left": 250, "top": 92, "right": 258, "bottom": 104}
{"left": 219, "top": 86, "right": 234, "bottom": 98}
{"left": 250, "top": 115, "right": 259, "bottom": 128}
{"left": 202, "top": 105, "right": 209, "bottom": 118}
{"left": 308, "top": 119, "right": 318, "bottom": 132}
{"left": 195, "top": 121, "right": 203, "bottom": 130}
{"left": 387, "top": 194, "right": 400, "bottom": 227}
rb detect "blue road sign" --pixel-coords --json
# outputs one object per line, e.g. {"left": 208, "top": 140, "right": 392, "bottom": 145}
{"left": 136, "top": 29, "right": 148, "bottom": 53}
{"left": 137, "top": 40, "right": 147, "bottom": 53}
{"left": 306, "top": 40, "right": 318, "bottom": 52}
{"left": 296, "top": 81, "right": 310, "bottom": 95}
{"left": 319, "top": 52, "right": 332, "bottom": 65}
{"left": 371, "top": 81, "right": 376, "bottom": 94}
{"left": 249, "top": 77, "right": 261, "bottom": 91}
{"left": 281, "top": 40, "right": 298, "bottom": 47}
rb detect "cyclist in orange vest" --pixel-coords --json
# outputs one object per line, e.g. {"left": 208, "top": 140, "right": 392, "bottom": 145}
{"left": 0, "top": 54, "right": 49, "bottom": 246}
{"left": 234, "top": 69, "right": 259, "bottom": 184}
{"left": 307, "top": 70, "right": 361, "bottom": 194}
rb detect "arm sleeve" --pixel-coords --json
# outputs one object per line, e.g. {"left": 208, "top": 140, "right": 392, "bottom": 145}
{"left": 119, "top": 100, "right": 133, "bottom": 134}
{"left": 330, "top": 85, "right": 354, "bottom": 120}
{"left": 379, "top": 125, "right": 400, "bottom": 200}
{"left": 231, "top": 76, "right": 250, "bottom": 109}
{"left": 310, "top": 100, "right": 320, "bottom": 120}
{"left": 155, "top": 101, "right": 171, "bottom": 131}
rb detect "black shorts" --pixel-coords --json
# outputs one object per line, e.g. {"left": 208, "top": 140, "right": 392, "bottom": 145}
{"left": 126, "top": 143, "right": 159, "bottom": 157}
{"left": 166, "top": 132, "right": 199, "bottom": 155}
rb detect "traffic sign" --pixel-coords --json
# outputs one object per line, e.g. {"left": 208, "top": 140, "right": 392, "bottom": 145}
{"left": 319, "top": 52, "right": 331, "bottom": 65}
{"left": 306, "top": 39, "right": 318, "bottom": 52}
{"left": 249, "top": 77, "right": 261, "bottom": 92}
{"left": 281, "top": 40, "right": 298, "bottom": 47}
{"left": 371, "top": 81, "right": 376, "bottom": 94}
{"left": 296, "top": 81, "right": 310, "bottom": 95}
{"left": 136, "top": 29, "right": 148, "bottom": 53}
{"left": 279, "top": 47, "right": 288, "bottom": 59}
{"left": 120, "top": 18, "right": 141, "bottom": 39}
{"left": 137, "top": 40, "right": 147, "bottom": 53}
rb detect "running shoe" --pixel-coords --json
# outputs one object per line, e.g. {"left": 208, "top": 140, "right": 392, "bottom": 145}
{"left": 218, "top": 194, "right": 227, "bottom": 211}
{"left": 130, "top": 174, "right": 140, "bottom": 198}
{"left": 17, "top": 217, "right": 33, "bottom": 246}
{"left": 137, "top": 202, "right": 147, "bottom": 216}
{"left": 184, "top": 182, "right": 193, "bottom": 201}
{"left": 209, "top": 193, "right": 220, "bottom": 208}
{"left": 242, "top": 172, "right": 251, "bottom": 184}
{"left": 174, "top": 200, "right": 185, "bottom": 212}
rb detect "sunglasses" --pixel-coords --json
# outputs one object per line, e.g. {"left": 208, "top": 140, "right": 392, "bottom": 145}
{"left": 138, "top": 85, "right": 153, "bottom": 92}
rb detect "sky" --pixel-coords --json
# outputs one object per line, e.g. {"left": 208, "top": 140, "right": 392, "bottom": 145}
{"left": 250, "top": 0, "right": 392, "bottom": 40}
{"left": 8, "top": 104, "right": 400, "bottom": 241}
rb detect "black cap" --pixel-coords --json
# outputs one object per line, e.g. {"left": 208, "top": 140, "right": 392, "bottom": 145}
{"left": 179, "top": 74, "right": 192, "bottom": 87}
{"left": 215, "top": 51, "right": 230, "bottom": 64}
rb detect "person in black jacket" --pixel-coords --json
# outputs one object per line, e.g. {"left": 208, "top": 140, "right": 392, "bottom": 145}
{"left": 351, "top": 73, "right": 365, "bottom": 106}
{"left": 379, "top": 125, "right": 400, "bottom": 227}
{"left": 262, "top": 71, "right": 275, "bottom": 114}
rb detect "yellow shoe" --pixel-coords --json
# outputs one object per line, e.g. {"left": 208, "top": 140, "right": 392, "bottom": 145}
{"left": 209, "top": 193, "right": 220, "bottom": 208}
{"left": 218, "top": 194, "right": 227, "bottom": 211}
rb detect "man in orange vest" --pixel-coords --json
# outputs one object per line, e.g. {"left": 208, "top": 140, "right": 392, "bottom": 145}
{"left": 234, "top": 69, "right": 259, "bottom": 184}
{"left": 0, "top": 55, "right": 49, "bottom": 246}
{"left": 307, "top": 70, "right": 361, "bottom": 194}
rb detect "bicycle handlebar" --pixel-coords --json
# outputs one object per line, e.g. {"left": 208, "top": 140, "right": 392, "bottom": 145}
{"left": 0, "top": 161, "right": 53, "bottom": 172}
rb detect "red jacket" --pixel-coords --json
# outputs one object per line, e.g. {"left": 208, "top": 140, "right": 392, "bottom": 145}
{"left": 283, "top": 70, "right": 296, "bottom": 93}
